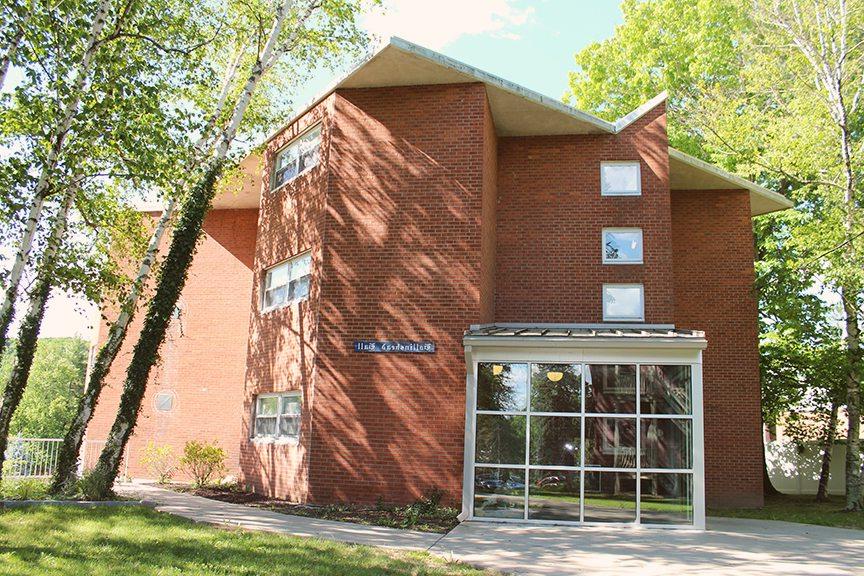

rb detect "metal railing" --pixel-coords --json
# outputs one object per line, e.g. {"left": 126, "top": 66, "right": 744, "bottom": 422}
{"left": 2, "top": 438, "right": 127, "bottom": 480}
{"left": 3, "top": 437, "right": 63, "bottom": 478}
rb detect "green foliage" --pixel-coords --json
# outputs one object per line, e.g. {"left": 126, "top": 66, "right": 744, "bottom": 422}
{"left": 0, "top": 337, "right": 87, "bottom": 437}
{"left": 179, "top": 440, "right": 227, "bottom": 487}
{"left": 75, "top": 466, "right": 115, "bottom": 501}
{"left": 139, "top": 442, "right": 177, "bottom": 484}
{"left": 565, "top": 0, "right": 751, "bottom": 155}
{"left": 0, "top": 478, "right": 49, "bottom": 500}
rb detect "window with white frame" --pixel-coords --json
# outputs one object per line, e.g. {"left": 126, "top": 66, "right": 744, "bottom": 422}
{"left": 253, "top": 392, "right": 301, "bottom": 440}
{"left": 262, "top": 252, "right": 311, "bottom": 312}
{"left": 602, "top": 228, "right": 643, "bottom": 264}
{"left": 271, "top": 124, "right": 322, "bottom": 190}
{"left": 602, "top": 284, "right": 644, "bottom": 321}
{"left": 600, "top": 161, "right": 641, "bottom": 196}
{"left": 472, "top": 361, "right": 696, "bottom": 525}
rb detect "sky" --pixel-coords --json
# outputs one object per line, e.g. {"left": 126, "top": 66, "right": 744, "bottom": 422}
{"left": 24, "top": 0, "right": 625, "bottom": 340}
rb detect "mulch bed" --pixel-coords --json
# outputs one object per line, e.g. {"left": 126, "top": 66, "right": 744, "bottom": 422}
{"left": 166, "top": 483, "right": 460, "bottom": 533}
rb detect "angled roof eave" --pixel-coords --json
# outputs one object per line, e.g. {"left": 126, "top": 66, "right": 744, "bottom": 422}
{"left": 262, "top": 37, "right": 675, "bottom": 144}
{"left": 668, "top": 147, "right": 794, "bottom": 217}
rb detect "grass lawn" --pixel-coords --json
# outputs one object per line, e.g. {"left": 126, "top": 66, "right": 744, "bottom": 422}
{"left": 709, "top": 494, "right": 864, "bottom": 531}
{"left": 0, "top": 506, "right": 490, "bottom": 576}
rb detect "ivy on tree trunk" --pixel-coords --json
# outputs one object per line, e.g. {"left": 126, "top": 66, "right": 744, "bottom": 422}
{"left": 0, "top": 186, "right": 75, "bottom": 482}
{"left": 88, "top": 162, "right": 223, "bottom": 495}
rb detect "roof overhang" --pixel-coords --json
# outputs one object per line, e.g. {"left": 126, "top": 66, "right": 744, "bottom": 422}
{"left": 264, "top": 37, "right": 668, "bottom": 142}
{"left": 463, "top": 324, "right": 708, "bottom": 350}
{"left": 669, "top": 147, "right": 794, "bottom": 217}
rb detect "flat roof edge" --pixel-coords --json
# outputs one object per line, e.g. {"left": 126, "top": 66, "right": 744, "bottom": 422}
{"left": 463, "top": 335, "right": 708, "bottom": 350}
{"left": 669, "top": 147, "right": 794, "bottom": 215}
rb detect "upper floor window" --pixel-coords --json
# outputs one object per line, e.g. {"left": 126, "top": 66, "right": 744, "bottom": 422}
{"left": 253, "top": 392, "right": 301, "bottom": 441}
{"left": 602, "top": 284, "right": 645, "bottom": 322}
{"left": 271, "top": 124, "right": 322, "bottom": 190}
{"left": 602, "top": 228, "right": 643, "bottom": 264}
{"left": 600, "top": 161, "right": 641, "bottom": 196}
{"left": 262, "top": 252, "right": 311, "bottom": 312}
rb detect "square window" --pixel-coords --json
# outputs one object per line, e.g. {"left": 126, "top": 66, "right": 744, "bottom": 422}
{"left": 601, "top": 161, "right": 641, "bottom": 196}
{"left": 271, "top": 124, "right": 321, "bottom": 190}
{"left": 602, "top": 284, "right": 644, "bottom": 322}
{"left": 253, "top": 392, "right": 301, "bottom": 441}
{"left": 477, "top": 363, "right": 528, "bottom": 412}
{"left": 474, "top": 467, "right": 525, "bottom": 519}
{"left": 602, "top": 228, "right": 643, "bottom": 264}
{"left": 262, "top": 252, "right": 312, "bottom": 312}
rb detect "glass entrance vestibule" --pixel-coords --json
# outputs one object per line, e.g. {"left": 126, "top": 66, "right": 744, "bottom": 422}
{"left": 461, "top": 331, "right": 706, "bottom": 529}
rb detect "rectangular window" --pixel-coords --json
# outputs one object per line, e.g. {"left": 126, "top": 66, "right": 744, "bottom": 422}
{"left": 602, "top": 284, "right": 644, "bottom": 322}
{"left": 253, "top": 392, "right": 301, "bottom": 441}
{"left": 602, "top": 228, "right": 643, "bottom": 264}
{"left": 271, "top": 124, "right": 322, "bottom": 190}
{"left": 262, "top": 252, "right": 311, "bottom": 312}
{"left": 472, "top": 361, "right": 698, "bottom": 526}
{"left": 600, "top": 161, "right": 641, "bottom": 196}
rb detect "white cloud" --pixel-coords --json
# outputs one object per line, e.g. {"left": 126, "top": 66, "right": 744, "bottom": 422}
{"left": 363, "top": 0, "right": 534, "bottom": 49}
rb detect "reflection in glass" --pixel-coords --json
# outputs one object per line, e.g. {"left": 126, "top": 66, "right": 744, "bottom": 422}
{"left": 583, "top": 471, "right": 636, "bottom": 522}
{"left": 641, "top": 419, "right": 692, "bottom": 469}
{"left": 602, "top": 284, "right": 644, "bottom": 321}
{"left": 474, "top": 467, "right": 525, "bottom": 519}
{"left": 530, "top": 416, "right": 581, "bottom": 466}
{"left": 531, "top": 363, "right": 581, "bottom": 412}
{"left": 475, "top": 414, "right": 526, "bottom": 465}
{"left": 529, "top": 470, "right": 580, "bottom": 521}
{"left": 641, "top": 365, "right": 692, "bottom": 415}
{"left": 604, "top": 229, "right": 643, "bottom": 263}
{"left": 600, "top": 162, "right": 640, "bottom": 195}
{"left": 585, "top": 417, "right": 636, "bottom": 468}
{"left": 477, "top": 363, "right": 529, "bottom": 412}
{"left": 640, "top": 473, "right": 693, "bottom": 525}
{"left": 585, "top": 365, "right": 636, "bottom": 413}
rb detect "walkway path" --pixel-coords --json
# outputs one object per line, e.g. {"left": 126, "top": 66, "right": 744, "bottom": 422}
{"left": 120, "top": 482, "right": 864, "bottom": 575}
{"left": 118, "top": 482, "right": 442, "bottom": 551}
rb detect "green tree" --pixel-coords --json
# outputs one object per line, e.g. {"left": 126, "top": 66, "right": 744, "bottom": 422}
{"left": 567, "top": 0, "right": 864, "bottom": 509}
{"left": 0, "top": 0, "right": 218, "bottom": 483}
{"left": 0, "top": 338, "right": 87, "bottom": 437}
{"left": 87, "top": 0, "right": 377, "bottom": 498}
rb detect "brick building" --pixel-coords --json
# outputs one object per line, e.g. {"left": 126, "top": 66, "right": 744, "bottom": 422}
{"left": 86, "top": 38, "right": 792, "bottom": 528}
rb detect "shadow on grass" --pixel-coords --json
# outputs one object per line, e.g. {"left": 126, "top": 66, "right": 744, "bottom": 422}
{"left": 0, "top": 506, "right": 484, "bottom": 576}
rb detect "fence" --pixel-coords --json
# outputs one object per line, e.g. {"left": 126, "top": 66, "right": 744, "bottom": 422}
{"left": 765, "top": 440, "right": 850, "bottom": 495}
{"left": 2, "top": 438, "right": 127, "bottom": 480}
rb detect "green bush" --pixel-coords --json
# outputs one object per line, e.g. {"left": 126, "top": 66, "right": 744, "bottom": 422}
{"left": 140, "top": 442, "right": 177, "bottom": 484}
{"left": 0, "top": 478, "right": 49, "bottom": 500}
{"left": 75, "top": 467, "right": 115, "bottom": 501}
{"left": 180, "top": 440, "right": 226, "bottom": 487}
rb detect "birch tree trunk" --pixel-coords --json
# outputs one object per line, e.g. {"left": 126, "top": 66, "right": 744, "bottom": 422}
{"left": 49, "top": 200, "right": 174, "bottom": 493}
{"left": 816, "top": 400, "right": 839, "bottom": 502}
{"left": 89, "top": 1, "right": 297, "bottom": 495}
{"left": 0, "top": 0, "right": 111, "bottom": 359}
{"left": 0, "top": 185, "right": 76, "bottom": 482}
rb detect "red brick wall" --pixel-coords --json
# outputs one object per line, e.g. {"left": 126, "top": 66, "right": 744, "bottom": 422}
{"left": 239, "top": 98, "right": 333, "bottom": 501}
{"left": 304, "top": 83, "right": 492, "bottom": 505}
{"left": 495, "top": 103, "right": 674, "bottom": 323}
{"left": 85, "top": 209, "right": 258, "bottom": 479}
{"left": 671, "top": 189, "right": 764, "bottom": 508}
{"left": 480, "top": 94, "right": 498, "bottom": 322}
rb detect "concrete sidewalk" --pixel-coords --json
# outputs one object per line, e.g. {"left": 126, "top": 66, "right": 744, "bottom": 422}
{"left": 117, "top": 482, "right": 442, "bottom": 551}
{"left": 120, "top": 482, "right": 864, "bottom": 575}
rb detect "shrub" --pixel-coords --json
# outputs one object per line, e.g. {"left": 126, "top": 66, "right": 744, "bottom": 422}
{"left": 1, "top": 478, "right": 49, "bottom": 500}
{"left": 140, "top": 442, "right": 177, "bottom": 484}
{"left": 75, "top": 467, "right": 114, "bottom": 501}
{"left": 180, "top": 440, "right": 226, "bottom": 487}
